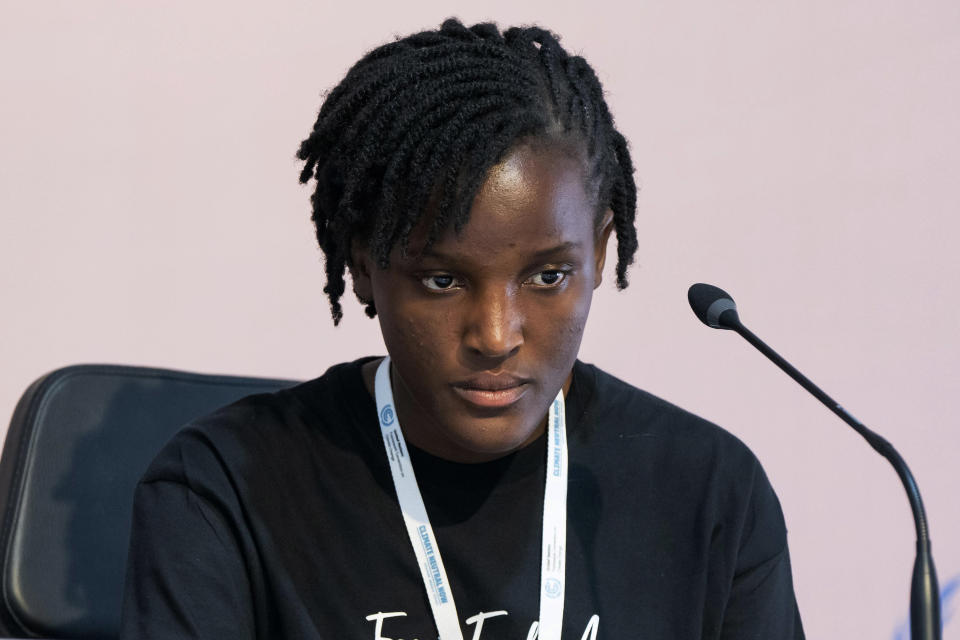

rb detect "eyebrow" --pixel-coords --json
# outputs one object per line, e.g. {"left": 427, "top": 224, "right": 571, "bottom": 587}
{"left": 418, "top": 241, "right": 584, "bottom": 263}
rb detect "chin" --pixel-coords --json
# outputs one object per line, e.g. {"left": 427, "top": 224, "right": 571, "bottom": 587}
{"left": 444, "top": 415, "right": 542, "bottom": 461}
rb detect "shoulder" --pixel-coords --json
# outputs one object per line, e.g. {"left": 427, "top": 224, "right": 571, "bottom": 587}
{"left": 577, "top": 361, "right": 789, "bottom": 552}
{"left": 576, "top": 360, "right": 759, "bottom": 471}
{"left": 139, "top": 358, "right": 376, "bottom": 492}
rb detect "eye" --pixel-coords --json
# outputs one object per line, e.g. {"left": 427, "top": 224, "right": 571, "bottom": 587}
{"left": 421, "top": 274, "right": 461, "bottom": 291}
{"left": 526, "top": 270, "right": 567, "bottom": 287}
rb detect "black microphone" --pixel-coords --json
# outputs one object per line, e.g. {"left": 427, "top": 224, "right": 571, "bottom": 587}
{"left": 688, "top": 283, "right": 941, "bottom": 640}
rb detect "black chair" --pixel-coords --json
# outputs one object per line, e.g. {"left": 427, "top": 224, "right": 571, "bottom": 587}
{"left": 0, "top": 364, "right": 297, "bottom": 639}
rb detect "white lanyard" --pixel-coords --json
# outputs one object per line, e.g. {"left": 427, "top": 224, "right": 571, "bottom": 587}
{"left": 374, "top": 357, "right": 568, "bottom": 640}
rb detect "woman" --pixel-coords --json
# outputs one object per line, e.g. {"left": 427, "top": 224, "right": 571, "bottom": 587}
{"left": 121, "top": 19, "right": 804, "bottom": 639}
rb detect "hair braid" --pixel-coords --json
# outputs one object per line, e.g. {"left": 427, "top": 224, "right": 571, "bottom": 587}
{"left": 298, "top": 18, "right": 639, "bottom": 323}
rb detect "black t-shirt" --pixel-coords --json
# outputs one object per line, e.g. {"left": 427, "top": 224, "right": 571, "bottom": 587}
{"left": 120, "top": 358, "right": 804, "bottom": 639}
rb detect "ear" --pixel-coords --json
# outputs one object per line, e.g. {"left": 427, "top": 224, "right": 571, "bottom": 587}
{"left": 348, "top": 240, "right": 374, "bottom": 304}
{"left": 592, "top": 209, "right": 615, "bottom": 289}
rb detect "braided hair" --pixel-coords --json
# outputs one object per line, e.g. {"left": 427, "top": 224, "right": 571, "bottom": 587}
{"left": 298, "top": 18, "right": 638, "bottom": 324}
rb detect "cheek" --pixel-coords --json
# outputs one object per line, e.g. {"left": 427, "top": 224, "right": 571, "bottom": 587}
{"left": 529, "top": 285, "right": 594, "bottom": 364}
{"left": 380, "top": 304, "right": 453, "bottom": 375}
{"left": 556, "top": 305, "right": 590, "bottom": 360}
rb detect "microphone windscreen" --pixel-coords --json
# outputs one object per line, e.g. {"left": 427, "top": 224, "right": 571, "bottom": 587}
{"left": 688, "top": 283, "right": 735, "bottom": 327}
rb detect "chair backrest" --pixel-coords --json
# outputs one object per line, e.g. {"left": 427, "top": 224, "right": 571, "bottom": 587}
{"left": 0, "top": 364, "right": 297, "bottom": 639}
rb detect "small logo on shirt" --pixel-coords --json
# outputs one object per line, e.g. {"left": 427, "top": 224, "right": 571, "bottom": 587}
{"left": 380, "top": 405, "right": 395, "bottom": 426}
{"left": 545, "top": 578, "right": 562, "bottom": 598}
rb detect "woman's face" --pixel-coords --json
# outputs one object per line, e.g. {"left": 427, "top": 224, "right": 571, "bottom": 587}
{"left": 353, "top": 143, "right": 613, "bottom": 462}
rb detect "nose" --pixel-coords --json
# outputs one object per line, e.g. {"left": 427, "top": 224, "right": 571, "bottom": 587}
{"left": 463, "top": 285, "right": 524, "bottom": 359}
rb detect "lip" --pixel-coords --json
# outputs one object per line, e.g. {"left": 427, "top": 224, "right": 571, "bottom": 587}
{"left": 451, "top": 374, "right": 531, "bottom": 409}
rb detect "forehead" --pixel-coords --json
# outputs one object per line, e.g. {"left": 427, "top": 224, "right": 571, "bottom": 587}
{"left": 402, "top": 144, "right": 597, "bottom": 264}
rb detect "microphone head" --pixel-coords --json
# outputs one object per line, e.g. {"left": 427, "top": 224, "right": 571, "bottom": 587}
{"left": 688, "top": 283, "right": 741, "bottom": 329}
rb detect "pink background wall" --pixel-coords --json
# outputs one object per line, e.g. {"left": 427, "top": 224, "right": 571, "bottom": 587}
{"left": 2, "top": 2, "right": 957, "bottom": 637}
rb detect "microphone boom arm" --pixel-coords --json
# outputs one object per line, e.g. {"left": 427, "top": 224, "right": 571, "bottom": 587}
{"left": 728, "top": 316, "right": 940, "bottom": 640}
